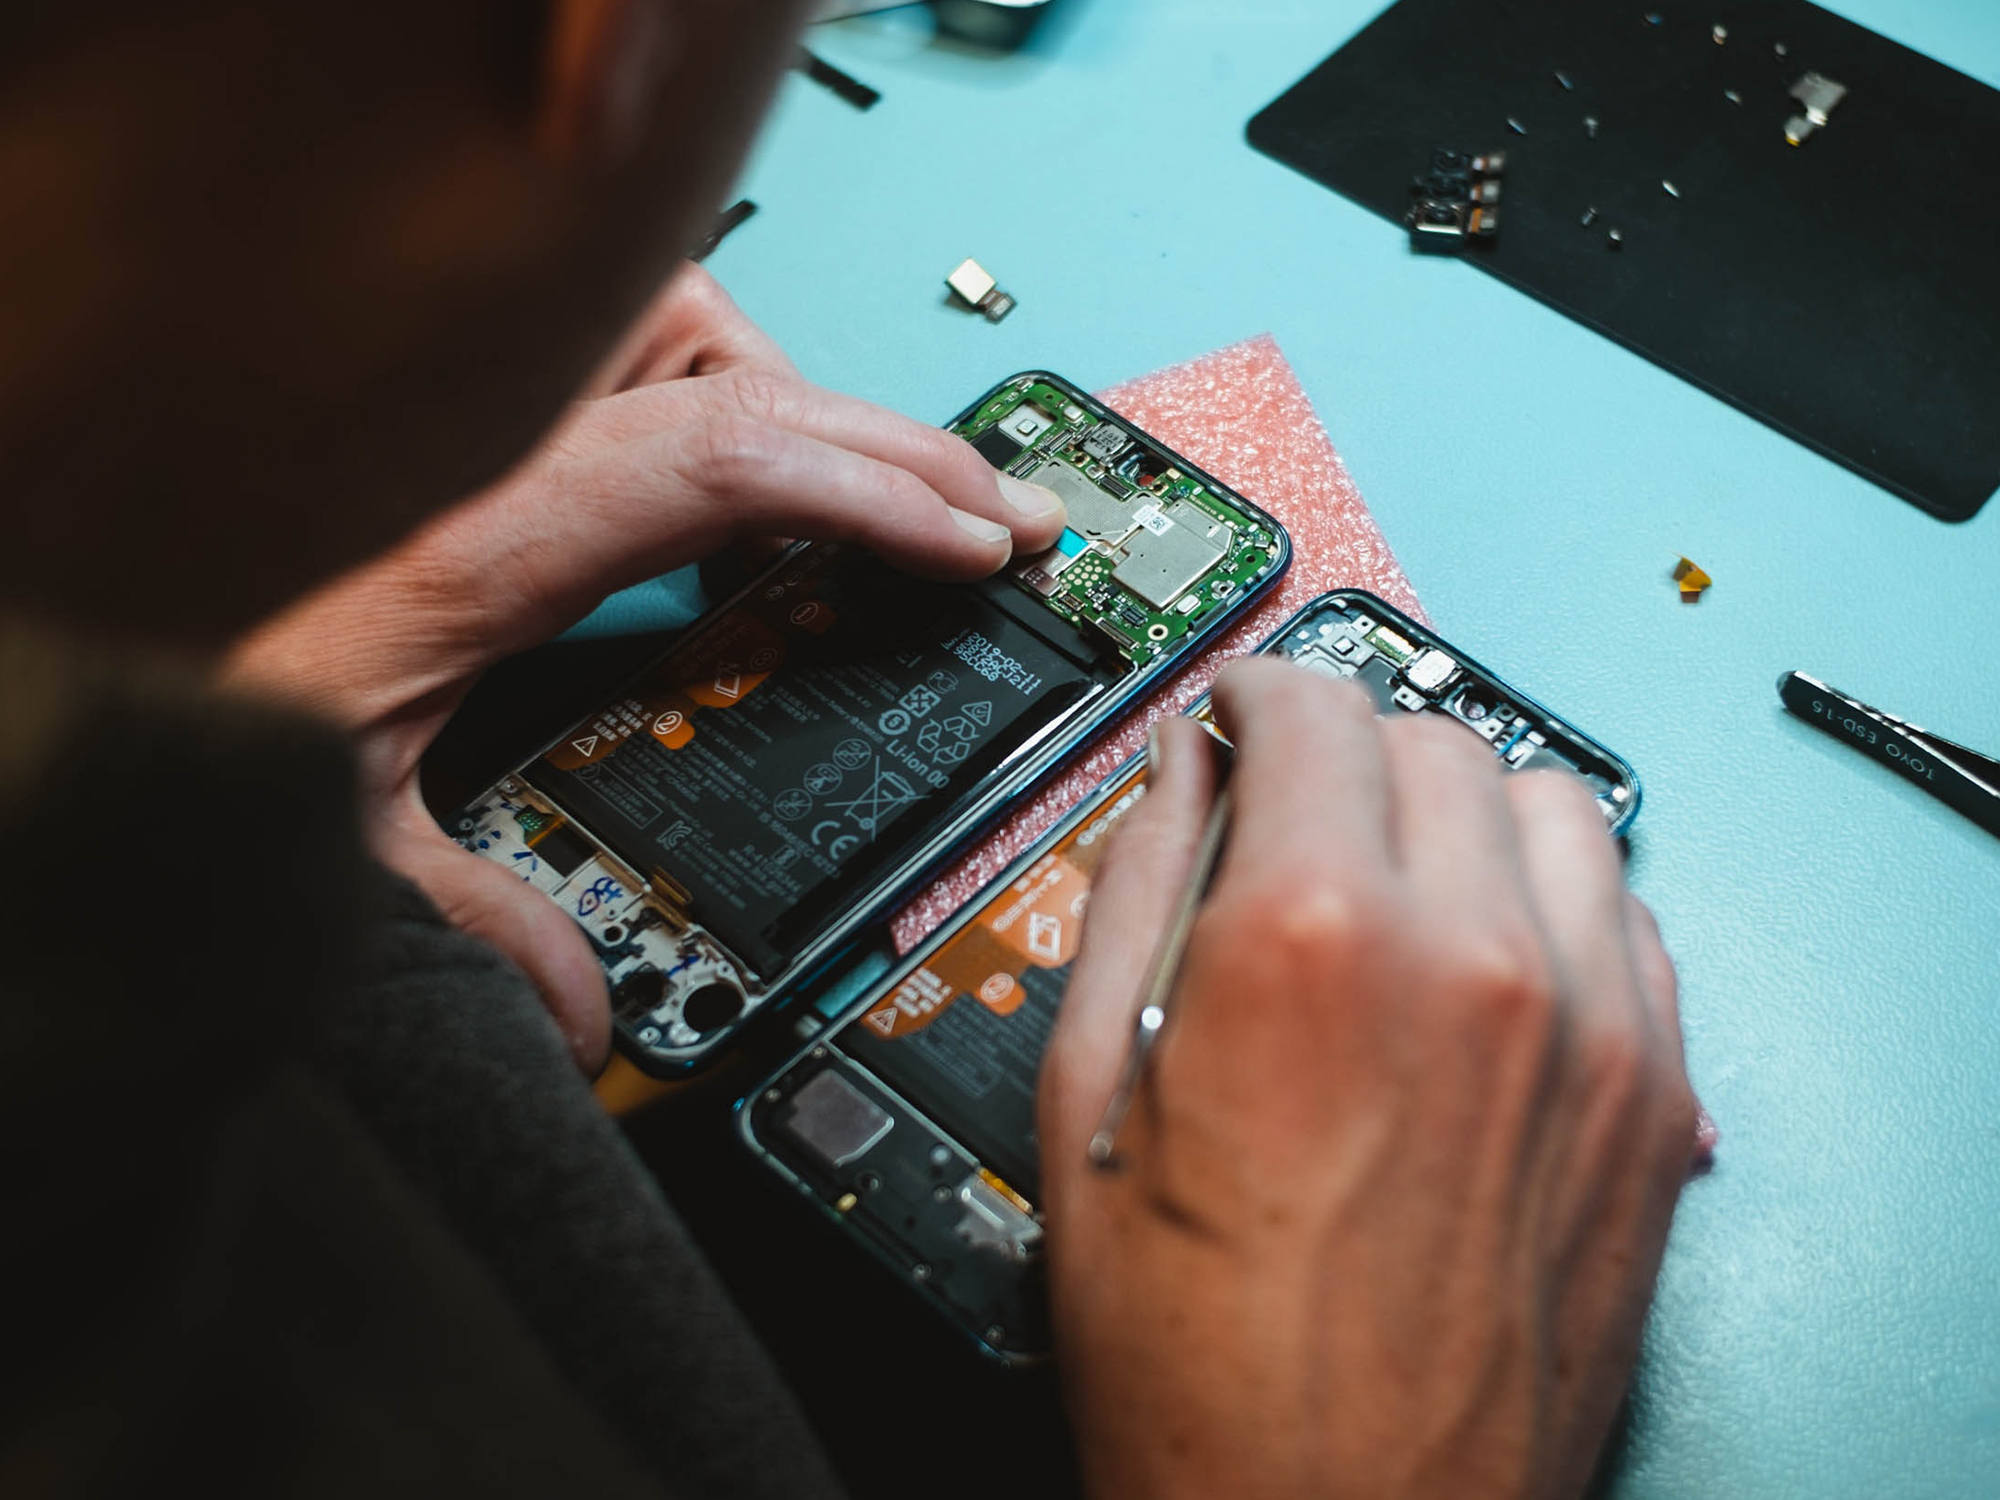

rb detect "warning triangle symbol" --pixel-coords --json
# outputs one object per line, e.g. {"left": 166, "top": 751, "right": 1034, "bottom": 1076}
{"left": 572, "top": 735, "right": 599, "bottom": 756}
{"left": 964, "top": 700, "right": 993, "bottom": 727}
{"left": 865, "top": 1006, "right": 897, "bottom": 1036}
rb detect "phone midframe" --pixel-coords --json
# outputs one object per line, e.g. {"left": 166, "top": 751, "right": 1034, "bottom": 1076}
{"left": 447, "top": 372, "right": 1291, "bottom": 1074}
{"left": 739, "top": 591, "right": 1642, "bottom": 1361}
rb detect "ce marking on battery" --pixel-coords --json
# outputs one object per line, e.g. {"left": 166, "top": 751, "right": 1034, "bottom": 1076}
{"left": 810, "top": 820, "right": 861, "bottom": 860}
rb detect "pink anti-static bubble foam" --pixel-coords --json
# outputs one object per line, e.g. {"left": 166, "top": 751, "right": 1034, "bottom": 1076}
{"left": 889, "top": 333, "right": 1427, "bottom": 954}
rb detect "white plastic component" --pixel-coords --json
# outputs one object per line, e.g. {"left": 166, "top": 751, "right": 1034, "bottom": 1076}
{"left": 947, "top": 258, "right": 998, "bottom": 305}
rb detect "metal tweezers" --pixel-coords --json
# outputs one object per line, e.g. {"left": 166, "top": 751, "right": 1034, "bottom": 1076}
{"left": 1087, "top": 780, "right": 1234, "bottom": 1169}
{"left": 1779, "top": 671, "right": 2000, "bottom": 839}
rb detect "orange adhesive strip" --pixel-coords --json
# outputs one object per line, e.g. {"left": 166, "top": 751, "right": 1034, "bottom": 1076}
{"left": 889, "top": 333, "right": 1425, "bottom": 953}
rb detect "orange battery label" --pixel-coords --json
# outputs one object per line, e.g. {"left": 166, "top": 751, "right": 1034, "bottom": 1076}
{"left": 856, "top": 763, "right": 1149, "bottom": 1041}
{"left": 541, "top": 606, "right": 802, "bottom": 772}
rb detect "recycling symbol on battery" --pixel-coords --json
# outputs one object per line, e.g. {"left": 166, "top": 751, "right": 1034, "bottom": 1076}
{"left": 918, "top": 705, "right": 989, "bottom": 767}
{"left": 940, "top": 703, "right": 992, "bottom": 742}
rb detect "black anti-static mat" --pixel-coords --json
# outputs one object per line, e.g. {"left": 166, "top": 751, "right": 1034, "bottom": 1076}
{"left": 1249, "top": 0, "right": 2000, "bottom": 521}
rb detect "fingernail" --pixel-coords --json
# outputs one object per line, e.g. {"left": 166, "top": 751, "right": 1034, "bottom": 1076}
{"left": 1147, "top": 722, "right": 1170, "bottom": 777}
{"left": 1693, "top": 1102, "right": 1720, "bottom": 1156}
{"left": 950, "top": 507, "right": 1012, "bottom": 544}
{"left": 998, "top": 475, "right": 1065, "bottom": 520}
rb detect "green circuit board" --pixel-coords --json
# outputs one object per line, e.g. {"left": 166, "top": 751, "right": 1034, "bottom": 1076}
{"left": 954, "top": 377, "right": 1283, "bottom": 666}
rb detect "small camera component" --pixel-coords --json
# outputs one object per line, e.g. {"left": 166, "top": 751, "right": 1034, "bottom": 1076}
{"left": 1406, "top": 148, "right": 1505, "bottom": 252}
{"left": 946, "top": 257, "right": 1016, "bottom": 321}
{"left": 1785, "top": 72, "right": 1848, "bottom": 145}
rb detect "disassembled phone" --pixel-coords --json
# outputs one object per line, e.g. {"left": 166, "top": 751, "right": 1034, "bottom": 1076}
{"left": 447, "top": 373, "right": 1290, "bottom": 1073}
{"left": 740, "top": 590, "right": 1641, "bottom": 1362}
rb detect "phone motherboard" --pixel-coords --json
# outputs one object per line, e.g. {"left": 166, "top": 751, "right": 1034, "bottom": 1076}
{"left": 965, "top": 376, "right": 1282, "bottom": 666}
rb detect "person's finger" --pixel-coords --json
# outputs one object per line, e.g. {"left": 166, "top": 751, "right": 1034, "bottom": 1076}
{"left": 1038, "top": 718, "right": 1220, "bottom": 1188}
{"left": 582, "top": 262, "right": 799, "bottom": 397}
{"left": 380, "top": 823, "right": 612, "bottom": 1073}
{"left": 1621, "top": 891, "right": 1681, "bottom": 1040}
{"left": 477, "top": 417, "right": 1045, "bottom": 639}
{"left": 1505, "top": 770, "right": 1636, "bottom": 1025}
{"left": 1510, "top": 774, "right": 1694, "bottom": 1276}
{"left": 1205, "top": 659, "right": 1394, "bottom": 895}
{"left": 1624, "top": 892, "right": 1718, "bottom": 1158}
{"left": 1377, "top": 709, "right": 1533, "bottom": 937}
{"left": 565, "top": 373, "right": 1068, "bottom": 555}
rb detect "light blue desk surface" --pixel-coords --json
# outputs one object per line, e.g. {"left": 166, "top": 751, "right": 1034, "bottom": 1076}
{"left": 609, "top": 3, "right": 2000, "bottom": 1493}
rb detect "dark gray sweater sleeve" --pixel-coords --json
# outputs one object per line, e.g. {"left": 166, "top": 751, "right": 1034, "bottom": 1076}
{"left": 307, "top": 874, "right": 848, "bottom": 1500}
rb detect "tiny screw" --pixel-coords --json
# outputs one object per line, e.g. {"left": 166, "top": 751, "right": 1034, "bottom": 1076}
{"left": 1507, "top": 115, "right": 1527, "bottom": 135}
{"left": 1608, "top": 227, "right": 1626, "bottom": 249}
{"left": 1581, "top": 206, "right": 1600, "bottom": 226}
{"left": 1662, "top": 179, "right": 1681, "bottom": 197}
{"left": 1645, "top": 11, "right": 1663, "bottom": 25}
{"left": 764, "top": 1088, "right": 782, "bottom": 1102}
{"left": 985, "top": 1325, "right": 1007, "bottom": 1345}
{"left": 1725, "top": 88, "right": 1743, "bottom": 103}
{"left": 932, "top": 1185, "right": 954, "bottom": 1204}
{"left": 928, "top": 1144, "right": 952, "bottom": 1168}
{"left": 1775, "top": 41, "right": 1789, "bottom": 57}
{"left": 1554, "top": 70, "right": 1575, "bottom": 90}
{"left": 1712, "top": 23, "right": 1728, "bottom": 43}
{"left": 912, "top": 1262, "right": 933, "bottom": 1282}
{"left": 810, "top": 1046, "right": 827, "bottom": 1059}
{"left": 1584, "top": 114, "right": 1601, "bottom": 138}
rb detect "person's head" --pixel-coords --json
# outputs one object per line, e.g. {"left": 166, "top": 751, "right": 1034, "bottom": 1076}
{"left": 1, "top": 0, "right": 811, "bottom": 644}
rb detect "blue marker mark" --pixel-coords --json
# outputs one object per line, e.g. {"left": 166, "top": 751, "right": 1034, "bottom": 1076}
{"left": 575, "top": 875, "right": 623, "bottom": 917}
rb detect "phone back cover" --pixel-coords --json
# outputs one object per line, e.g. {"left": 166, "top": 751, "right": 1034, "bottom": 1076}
{"left": 1248, "top": 0, "right": 2000, "bottom": 521}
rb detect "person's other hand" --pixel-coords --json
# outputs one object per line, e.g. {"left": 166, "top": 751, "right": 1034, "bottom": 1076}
{"left": 225, "top": 263, "right": 1064, "bottom": 1071}
{"left": 1039, "top": 661, "right": 1696, "bottom": 1500}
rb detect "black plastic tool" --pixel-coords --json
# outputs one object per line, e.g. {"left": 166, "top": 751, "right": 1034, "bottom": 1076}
{"left": 1779, "top": 671, "right": 2000, "bottom": 838}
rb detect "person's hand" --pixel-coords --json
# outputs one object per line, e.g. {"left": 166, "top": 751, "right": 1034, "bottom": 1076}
{"left": 224, "top": 263, "right": 1064, "bottom": 1072}
{"left": 1039, "top": 661, "right": 1697, "bottom": 1500}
